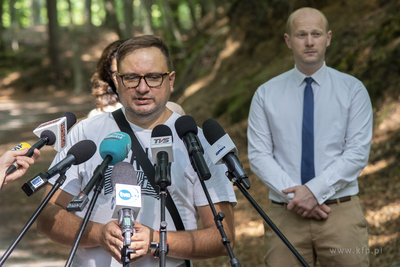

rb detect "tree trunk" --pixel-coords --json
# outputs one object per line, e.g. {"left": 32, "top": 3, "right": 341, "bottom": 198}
{"left": 0, "top": 0, "right": 4, "bottom": 53}
{"left": 162, "top": 0, "right": 183, "bottom": 48}
{"left": 187, "top": 0, "right": 199, "bottom": 32}
{"left": 141, "top": 0, "right": 154, "bottom": 35}
{"left": 104, "top": 0, "right": 122, "bottom": 38}
{"left": 67, "top": 0, "right": 84, "bottom": 94}
{"left": 122, "top": 0, "right": 134, "bottom": 39}
{"left": 10, "top": 0, "right": 19, "bottom": 51}
{"left": 31, "top": 0, "right": 42, "bottom": 25}
{"left": 84, "top": 0, "right": 93, "bottom": 28}
{"left": 46, "top": 0, "right": 61, "bottom": 86}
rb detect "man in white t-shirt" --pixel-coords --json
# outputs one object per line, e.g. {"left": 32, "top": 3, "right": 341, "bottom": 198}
{"left": 37, "top": 35, "right": 237, "bottom": 267}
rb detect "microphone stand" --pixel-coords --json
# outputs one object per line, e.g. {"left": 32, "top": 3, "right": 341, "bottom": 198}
{"left": 0, "top": 170, "right": 68, "bottom": 266}
{"left": 150, "top": 157, "right": 171, "bottom": 267}
{"left": 226, "top": 172, "right": 310, "bottom": 267}
{"left": 64, "top": 159, "right": 111, "bottom": 267}
{"left": 198, "top": 178, "right": 241, "bottom": 267}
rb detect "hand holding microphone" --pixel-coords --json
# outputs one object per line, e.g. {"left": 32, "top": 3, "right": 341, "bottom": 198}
{"left": 110, "top": 162, "right": 141, "bottom": 248}
{"left": 5, "top": 112, "right": 77, "bottom": 176}
{"left": 0, "top": 145, "right": 41, "bottom": 190}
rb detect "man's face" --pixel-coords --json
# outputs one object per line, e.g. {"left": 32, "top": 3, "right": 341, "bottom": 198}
{"left": 115, "top": 47, "right": 175, "bottom": 121}
{"left": 284, "top": 10, "right": 332, "bottom": 75}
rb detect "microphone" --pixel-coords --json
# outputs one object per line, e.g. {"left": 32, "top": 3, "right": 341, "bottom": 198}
{"left": 151, "top": 124, "right": 173, "bottom": 188}
{"left": 21, "top": 140, "right": 97, "bottom": 196}
{"left": 202, "top": 118, "right": 251, "bottom": 189}
{"left": 175, "top": 115, "right": 211, "bottom": 180}
{"left": 110, "top": 162, "right": 141, "bottom": 246}
{"left": 6, "top": 112, "right": 77, "bottom": 176}
{"left": 67, "top": 132, "right": 132, "bottom": 212}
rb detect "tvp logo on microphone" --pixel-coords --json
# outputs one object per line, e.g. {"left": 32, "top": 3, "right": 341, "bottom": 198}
{"left": 150, "top": 135, "right": 174, "bottom": 163}
{"left": 111, "top": 184, "right": 141, "bottom": 219}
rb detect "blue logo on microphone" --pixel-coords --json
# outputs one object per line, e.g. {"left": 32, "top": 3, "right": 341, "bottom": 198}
{"left": 119, "top": 190, "right": 132, "bottom": 200}
{"left": 215, "top": 144, "right": 226, "bottom": 156}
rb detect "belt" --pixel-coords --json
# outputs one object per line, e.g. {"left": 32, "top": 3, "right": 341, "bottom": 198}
{"left": 272, "top": 196, "right": 352, "bottom": 206}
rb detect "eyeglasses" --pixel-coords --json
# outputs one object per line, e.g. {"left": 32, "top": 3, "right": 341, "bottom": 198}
{"left": 117, "top": 72, "right": 170, "bottom": 89}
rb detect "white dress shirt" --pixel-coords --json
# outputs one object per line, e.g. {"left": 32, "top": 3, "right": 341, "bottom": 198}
{"left": 247, "top": 63, "right": 373, "bottom": 205}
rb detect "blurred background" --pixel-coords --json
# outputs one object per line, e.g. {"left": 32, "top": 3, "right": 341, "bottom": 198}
{"left": 0, "top": 0, "right": 399, "bottom": 266}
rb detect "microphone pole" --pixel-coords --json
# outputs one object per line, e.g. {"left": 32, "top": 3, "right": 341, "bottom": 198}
{"left": 197, "top": 177, "right": 241, "bottom": 267}
{"left": 150, "top": 124, "right": 174, "bottom": 267}
{"left": 65, "top": 131, "right": 131, "bottom": 266}
{"left": 175, "top": 116, "right": 240, "bottom": 267}
{"left": 155, "top": 151, "right": 170, "bottom": 267}
{"left": 225, "top": 171, "right": 310, "bottom": 267}
{"left": 0, "top": 170, "right": 68, "bottom": 266}
{"left": 64, "top": 156, "right": 112, "bottom": 267}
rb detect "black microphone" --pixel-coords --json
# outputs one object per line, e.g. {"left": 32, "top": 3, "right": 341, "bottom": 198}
{"left": 21, "top": 140, "right": 97, "bottom": 196}
{"left": 110, "top": 162, "right": 141, "bottom": 247}
{"left": 151, "top": 124, "right": 174, "bottom": 188}
{"left": 6, "top": 112, "right": 77, "bottom": 176}
{"left": 202, "top": 118, "right": 251, "bottom": 189}
{"left": 175, "top": 115, "right": 211, "bottom": 180}
{"left": 66, "top": 132, "right": 132, "bottom": 212}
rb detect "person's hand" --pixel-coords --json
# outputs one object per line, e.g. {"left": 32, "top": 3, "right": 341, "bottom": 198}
{"left": 282, "top": 185, "right": 318, "bottom": 217}
{"left": 1, "top": 148, "right": 41, "bottom": 183}
{"left": 99, "top": 220, "right": 124, "bottom": 264}
{"left": 129, "top": 222, "right": 153, "bottom": 262}
{"left": 307, "top": 204, "right": 331, "bottom": 220}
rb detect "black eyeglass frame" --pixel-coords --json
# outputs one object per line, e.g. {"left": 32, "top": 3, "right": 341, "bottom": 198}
{"left": 117, "top": 72, "right": 171, "bottom": 89}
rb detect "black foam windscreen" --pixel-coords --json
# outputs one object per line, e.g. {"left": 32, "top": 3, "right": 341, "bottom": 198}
{"left": 64, "top": 112, "right": 77, "bottom": 131}
{"left": 111, "top": 162, "right": 137, "bottom": 189}
{"left": 152, "top": 124, "right": 173, "bottom": 139}
{"left": 202, "top": 118, "right": 226, "bottom": 145}
{"left": 175, "top": 115, "right": 198, "bottom": 139}
{"left": 67, "top": 140, "right": 97, "bottom": 165}
{"left": 40, "top": 130, "right": 57, "bottom": 145}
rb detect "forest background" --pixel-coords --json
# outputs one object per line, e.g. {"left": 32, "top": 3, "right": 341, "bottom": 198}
{"left": 0, "top": 0, "right": 400, "bottom": 266}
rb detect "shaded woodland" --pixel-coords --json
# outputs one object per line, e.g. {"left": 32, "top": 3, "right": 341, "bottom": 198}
{"left": 0, "top": 0, "right": 400, "bottom": 266}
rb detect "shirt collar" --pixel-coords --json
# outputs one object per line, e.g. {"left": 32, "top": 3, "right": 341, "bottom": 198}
{"left": 293, "top": 62, "right": 327, "bottom": 86}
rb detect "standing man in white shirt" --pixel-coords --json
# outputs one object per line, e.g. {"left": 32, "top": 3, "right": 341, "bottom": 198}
{"left": 247, "top": 7, "right": 372, "bottom": 267}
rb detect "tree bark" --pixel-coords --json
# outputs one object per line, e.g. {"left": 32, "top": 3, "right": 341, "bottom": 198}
{"left": 0, "top": 0, "right": 4, "bottom": 52}
{"left": 162, "top": 0, "right": 183, "bottom": 47}
{"left": 104, "top": 0, "right": 122, "bottom": 38}
{"left": 67, "top": 0, "right": 84, "bottom": 94}
{"left": 46, "top": 0, "right": 61, "bottom": 85}
{"left": 84, "top": 0, "right": 93, "bottom": 28}
{"left": 187, "top": 0, "right": 199, "bottom": 32}
{"left": 122, "top": 0, "right": 134, "bottom": 39}
{"left": 31, "top": 0, "right": 42, "bottom": 25}
{"left": 142, "top": 0, "right": 154, "bottom": 34}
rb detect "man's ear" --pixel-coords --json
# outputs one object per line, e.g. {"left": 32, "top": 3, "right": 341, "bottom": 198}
{"left": 284, "top": 33, "right": 292, "bottom": 49}
{"left": 168, "top": 71, "right": 176, "bottom": 93}
{"left": 326, "top": 30, "right": 332, "bottom": 47}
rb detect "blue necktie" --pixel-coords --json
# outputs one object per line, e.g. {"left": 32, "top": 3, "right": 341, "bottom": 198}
{"left": 301, "top": 77, "right": 315, "bottom": 184}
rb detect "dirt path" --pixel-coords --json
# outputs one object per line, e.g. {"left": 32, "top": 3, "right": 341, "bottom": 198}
{"left": 0, "top": 91, "right": 94, "bottom": 267}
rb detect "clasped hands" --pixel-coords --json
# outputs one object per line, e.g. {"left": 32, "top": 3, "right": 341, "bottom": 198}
{"left": 282, "top": 185, "right": 331, "bottom": 220}
{"left": 99, "top": 220, "right": 155, "bottom": 264}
